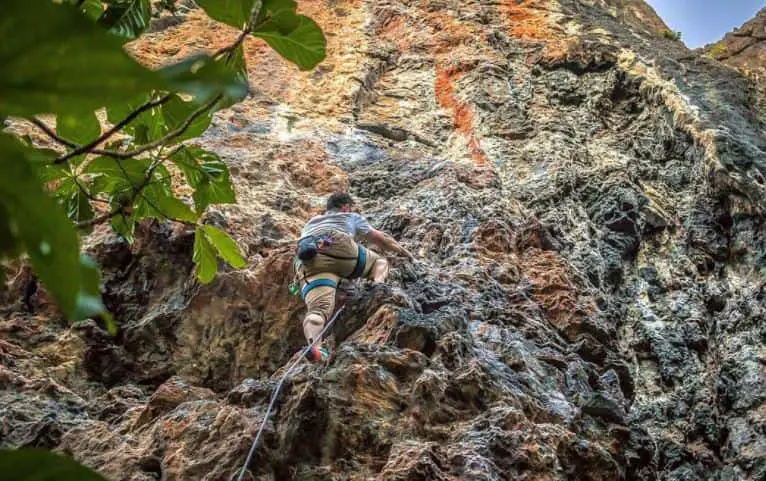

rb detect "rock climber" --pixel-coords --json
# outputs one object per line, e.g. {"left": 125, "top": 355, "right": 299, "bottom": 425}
{"left": 293, "top": 192, "right": 413, "bottom": 362}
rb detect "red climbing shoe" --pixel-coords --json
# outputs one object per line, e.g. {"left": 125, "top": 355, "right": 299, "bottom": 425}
{"left": 305, "top": 345, "right": 329, "bottom": 363}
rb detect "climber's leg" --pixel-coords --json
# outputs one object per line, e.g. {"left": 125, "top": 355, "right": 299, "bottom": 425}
{"left": 360, "top": 247, "right": 388, "bottom": 283}
{"left": 371, "top": 258, "right": 389, "bottom": 283}
{"left": 301, "top": 273, "right": 339, "bottom": 361}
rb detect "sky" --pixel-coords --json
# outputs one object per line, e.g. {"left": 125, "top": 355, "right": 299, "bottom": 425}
{"left": 645, "top": 0, "right": 765, "bottom": 48}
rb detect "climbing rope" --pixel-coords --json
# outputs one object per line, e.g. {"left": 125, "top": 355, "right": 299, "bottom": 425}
{"left": 235, "top": 304, "right": 347, "bottom": 481}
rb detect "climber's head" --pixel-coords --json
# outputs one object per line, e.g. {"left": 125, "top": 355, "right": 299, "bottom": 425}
{"left": 326, "top": 192, "right": 355, "bottom": 213}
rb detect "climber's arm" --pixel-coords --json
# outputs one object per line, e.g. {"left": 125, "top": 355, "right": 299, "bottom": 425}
{"left": 367, "top": 229, "right": 414, "bottom": 260}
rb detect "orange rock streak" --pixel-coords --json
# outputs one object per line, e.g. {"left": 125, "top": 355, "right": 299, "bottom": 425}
{"left": 435, "top": 66, "right": 488, "bottom": 164}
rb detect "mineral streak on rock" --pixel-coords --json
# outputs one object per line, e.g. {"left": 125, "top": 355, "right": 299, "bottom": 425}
{"left": 2, "top": 1, "right": 766, "bottom": 480}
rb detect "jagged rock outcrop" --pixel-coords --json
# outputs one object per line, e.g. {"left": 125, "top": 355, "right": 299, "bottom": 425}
{"left": 702, "top": 7, "right": 766, "bottom": 121}
{"left": 2, "top": 1, "right": 765, "bottom": 480}
{"left": 703, "top": 7, "right": 766, "bottom": 73}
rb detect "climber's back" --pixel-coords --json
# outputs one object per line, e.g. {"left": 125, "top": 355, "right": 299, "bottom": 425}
{"left": 301, "top": 206, "right": 372, "bottom": 242}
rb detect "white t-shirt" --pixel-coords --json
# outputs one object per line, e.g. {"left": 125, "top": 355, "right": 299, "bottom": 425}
{"left": 301, "top": 211, "right": 373, "bottom": 241}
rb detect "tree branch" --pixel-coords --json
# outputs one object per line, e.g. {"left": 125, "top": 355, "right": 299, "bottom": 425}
{"left": 73, "top": 176, "right": 109, "bottom": 205}
{"left": 54, "top": 0, "right": 263, "bottom": 231}
{"left": 37, "top": 94, "right": 218, "bottom": 163}
{"left": 42, "top": 0, "right": 257, "bottom": 165}
{"left": 54, "top": 95, "right": 172, "bottom": 165}
{"left": 136, "top": 190, "right": 197, "bottom": 227}
{"left": 213, "top": 28, "right": 250, "bottom": 60}
{"left": 38, "top": 0, "right": 264, "bottom": 167}
{"left": 30, "top": 118, "right": 77, "bottom": 149}
{"left": 212, "top": 0, "right": 264, "bottom": 63}
{"left": 75, "top": 148, "right": 188, "bottom": 229}
{"left": 89, "top": 94, "right": 221, "bottom": 160}
{"left": 76, "top": 207, "right": 124, "bottom": 229}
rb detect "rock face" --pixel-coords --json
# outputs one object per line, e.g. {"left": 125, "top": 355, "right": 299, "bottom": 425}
{"left": 703, "top": 7, "right": 766, "bottom": 73}
{"left": 702, "top": 7, "right": 766, "bottom": 120}
{"left": 2, "top": 1, "right": 766, "bottom": 480}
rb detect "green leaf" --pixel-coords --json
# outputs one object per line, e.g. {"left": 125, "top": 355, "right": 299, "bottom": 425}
{"left": 85, "top": 156, "right": 152, "bottom": 185}
{"left": 98, "top": 0, "right": 152, "bottom": 39}
{"left": 201, "top": 225, "right": 246, "bottom": 268}
{"left": 195, "top": 0, "right": 254, "bottom": 29}
{"left": 65, "top": 0, "right": 105, "bottom": 20}
{"left": 105, "top": 94, "right": 168, "bottom": 145}
{"left": 0, "top": 134, "right": 80, "bottom": 316}
{"left": 90, "top": 174, "right": 132, "bottom": 201}
{"left": 24, "top": 146, "right": 70, "bottom": 183}
{"left": 133, "top": 107, "right": 167, "bottom": 145}
{"left": 136, "top": 183, "right": 198, "bottom": 222}
{"left": 0, "top": 0, "right": 167, "bottom": 117}
{"left": 69, "top": 188, "right": 95, "bottom": 230}
{"left": 161, "top": 55, "right": 249, "bottom": 104}
{"left": 0, "top": 448, "right": 108, "bottom": 481}
{"left": 161, "top": 95, "right": 212, "bottom": 144}
{"left": 80, "top": 0, "right": 106, "bottom": 21}
{"left": 170, "top": 147, "right": 235, "bottom": 212}
{"left": 0, "top": 203, "right": 22, "bottom": 259}
{"left": 111, "top": 210, "right": 136, "bottom": 243}
{"left": 254, "top": 0, "right": 297, "bottom": 25}
{"left": 55, "top": 178, "right": 95, "bottom": 228}
{"left": 217, "top": 45, "right": 249, "bottom": 110}
{"left": 252, "top": 10, "right": 326, "bottom": 71}
{"left": 56, "top": 111, "right": 101, "bottom": 145}
{"left": 192, "top": 225, "right": 246, "bottom": 283}
{"left": 85, "top": 157, "right": 154, "bottom": 214}
{"left": 105, "top": 93, "right": 150, "bottom": 126}
{"left": 0, "top": 134, "right": 105, "bottom": 321}
{"left": 87, "top": 156, "right": 197, "bottom": 236}
{"left": 193, "top": 228, "right": 218, "bottom": 283}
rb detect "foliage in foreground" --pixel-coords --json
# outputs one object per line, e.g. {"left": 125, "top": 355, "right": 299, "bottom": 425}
{"left": 0, "top": 0, "right": 325, "bottom": 477}
{"left": 0, "top": 448, "right": 108, "bottom": 481}
{"left": 0, "top": 0, "right": 326, "bottom": 328}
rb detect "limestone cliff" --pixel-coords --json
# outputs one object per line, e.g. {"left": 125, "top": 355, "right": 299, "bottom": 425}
{"left": 2, "top": 1, "right": 765, "bottom": 480}
{"left": 702, "top": 6, "right": 766, "bottom": 119}
{"left": 703, "top": 7, "right": 766, "bottom": 74}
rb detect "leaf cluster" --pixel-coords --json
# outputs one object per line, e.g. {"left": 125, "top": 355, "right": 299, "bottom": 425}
{"left": 0, "top": 449, "right": 109, "bottom": 481}
{"left": 0, "top": 0, "right": 325, "bottom": 326}
{"left": 0, "top": 0, "right": 326, "bottom": 476}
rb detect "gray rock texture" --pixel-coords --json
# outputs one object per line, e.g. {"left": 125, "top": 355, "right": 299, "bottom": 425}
{"left": 2, "top": 1, "right": 765, "bottom": 480}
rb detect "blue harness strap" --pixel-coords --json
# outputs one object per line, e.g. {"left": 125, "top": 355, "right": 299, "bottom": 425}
{"left": 301, "top": 279, "right": 338, "bottom": 300}
{"left": 349, "top": 244, "right": 367, "bottom": 279}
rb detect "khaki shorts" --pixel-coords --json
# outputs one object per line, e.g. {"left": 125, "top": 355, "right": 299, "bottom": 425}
{"left": 297, "top": 230, "right": 381, "bottom": 321}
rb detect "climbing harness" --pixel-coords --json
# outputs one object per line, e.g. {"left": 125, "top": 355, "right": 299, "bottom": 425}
{"left": 289, "top": 232, "right": 369, "bottom": 297}
{"left": 348, "top": 244, "right": 367, "bottom": 279}
{"left": 235, "top": 304, "right": 346, "bottom": 481}
{"left": 300, "top": 278, "right": 338, "bottom": 300}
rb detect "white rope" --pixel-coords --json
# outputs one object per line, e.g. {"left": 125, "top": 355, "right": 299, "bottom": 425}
{"left": 235, "top": 304, "right": 346, "bottom": 481}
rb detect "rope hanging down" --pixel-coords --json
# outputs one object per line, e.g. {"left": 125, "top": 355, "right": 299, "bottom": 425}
{"left": 235, "top": 304, "right": 347, "bottom": 481}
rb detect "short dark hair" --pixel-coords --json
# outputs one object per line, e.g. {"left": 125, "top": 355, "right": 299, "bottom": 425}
{"left": 326, "top": 192, "right": 354, "bottom": 211}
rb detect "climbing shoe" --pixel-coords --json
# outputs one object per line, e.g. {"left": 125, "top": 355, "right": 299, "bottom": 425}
{"left": 305, "top": 345, "right": 329, "bottom": 363}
